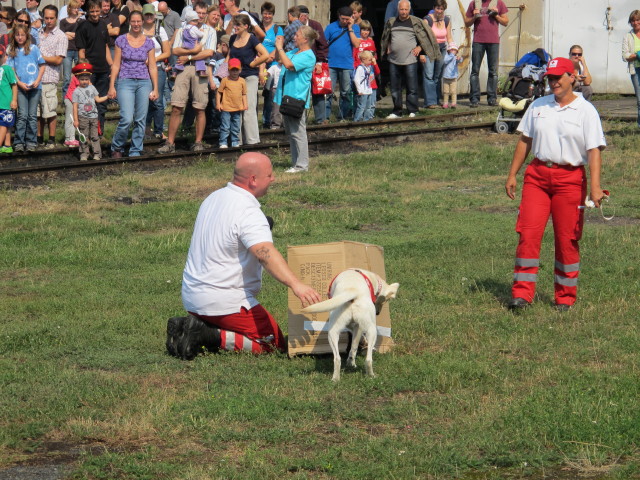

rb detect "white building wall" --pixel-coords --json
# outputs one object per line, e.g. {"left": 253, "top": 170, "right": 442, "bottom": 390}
{"left": 448, "top": 0, "right": 637, "bottom": 95}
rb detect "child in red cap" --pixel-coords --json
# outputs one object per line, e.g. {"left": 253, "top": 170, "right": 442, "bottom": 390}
{"left": 216, "top": 58, "right": 246, "bottom": 148}
{"left": 71, "top": 62, "right": 108, "bottom": 160}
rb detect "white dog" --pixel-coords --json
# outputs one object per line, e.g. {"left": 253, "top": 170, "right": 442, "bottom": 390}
{"left": 302, "top": 268, "right": 399, "bottom": 381}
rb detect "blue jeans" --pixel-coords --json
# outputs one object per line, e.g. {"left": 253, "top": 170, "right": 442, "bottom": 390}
{"left": 147, "top": 67, "right": 166, "bottom": 136}
{"left": 219, "top": 110, "right": 241, "bottom": 147}
{"left": 389, "top": 62, "right": 419, "bottom": 115}
{"left": 16, "top": 88, "right": 41, "bottom": 147}
{"left": 62, "top": 49, "right": 78, "bottom": 97}
{"left": 312, "top": 93, "right": 328, "bottom": 123}
{"left": 354, "top": 93, "right": 373, "bottom": 122}
{"left": 205, "top": 88, "right": 220, "bottom": 134}
{"left": 327, "top": 67, "right": 353, "bottom": 121}
{"left": 422, "top": 43, "right": 446, "bottom": 107}
{"left": 470, "top": 42, "right": 500, "bottom": 104}
{"left": 111, "top": 78, "right": 152, "bottom": 156}
{"left": 91, "top": 72, "right": 110, "bottom": 133}
{"left": 367, "top": 89, "right": 377, "bottom": 121}
{"left": 632, "top": 69, "right": 640, "bottom": 126}
{"left": 262, "top": 88, "right": 273, "bottom": 127}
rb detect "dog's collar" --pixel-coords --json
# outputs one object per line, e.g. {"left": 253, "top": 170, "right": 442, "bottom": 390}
{"left": 327, "top": 269, "right": 381, "bottom": 304}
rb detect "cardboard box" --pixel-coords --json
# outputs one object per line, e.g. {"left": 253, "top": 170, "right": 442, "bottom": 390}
{"left": 287, "top": 241, "right": 394, "bottom": 357}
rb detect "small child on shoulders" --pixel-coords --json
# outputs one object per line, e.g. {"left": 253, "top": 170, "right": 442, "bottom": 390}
{"left": 71, "top": 63, "right": 108, "bottom": 161}
{"left": 442, "top": 42, "right": 462, "bottom": 109}
{"left": 0, "top": 44, "right": 17, "bottom": 154}
{"left": 216, "top": 58, "right": 247, "bottom": 148}
{"left": 173, "top": 11, "right": 207, "bottom": 78}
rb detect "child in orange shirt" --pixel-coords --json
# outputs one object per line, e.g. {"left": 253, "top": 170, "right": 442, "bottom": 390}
{"left": 216, "top": 58, "right": 247, "bottom": 148}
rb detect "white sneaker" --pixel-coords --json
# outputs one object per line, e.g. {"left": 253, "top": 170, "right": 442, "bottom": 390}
{"left": 219, "top": 144, "right": 228, "bottom": 149}
{"left": 386, "top": 113, "right": 400, "bottom": 119}
{"left": 285, "top": 167, "right": 305, "bottom": 173}
{"left": 409, "top": 113, "right": 416, "bottom": 118}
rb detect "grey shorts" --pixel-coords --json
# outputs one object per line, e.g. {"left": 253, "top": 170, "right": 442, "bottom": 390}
{"left": 38, "top": 83, "right": 59, "bottom": 119}
{"left": 171, "top": 65, "right": 209, "bottom": 110}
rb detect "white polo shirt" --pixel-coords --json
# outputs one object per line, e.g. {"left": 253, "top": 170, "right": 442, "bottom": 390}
{"left": 517, "top": 93, "right": 606, "bottom": 166}
{"left": 182, "top": 183, "right": 273, "bottom": 316}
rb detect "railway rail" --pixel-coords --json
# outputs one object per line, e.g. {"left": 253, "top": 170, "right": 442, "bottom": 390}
{"left": 0, "top": 111, "right": 494, "bottom": 185}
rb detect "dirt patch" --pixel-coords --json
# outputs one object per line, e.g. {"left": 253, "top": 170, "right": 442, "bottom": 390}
{"left": 110, "top": 196, "right": 161, "bottom": 205}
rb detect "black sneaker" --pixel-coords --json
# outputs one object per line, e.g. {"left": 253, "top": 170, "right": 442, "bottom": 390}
{"left": 177, "top": 314, "right": 221, "bottom": 360}
{"left": 166, "top": 316, "right": 186, "bottom": 357}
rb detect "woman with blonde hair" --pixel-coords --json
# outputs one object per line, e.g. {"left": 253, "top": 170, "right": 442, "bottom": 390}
{"left": 274, "top": 26, "right": 317, "bottom": 172}
{"left": 7, "top": 23, "right": 45, "bottom": 151}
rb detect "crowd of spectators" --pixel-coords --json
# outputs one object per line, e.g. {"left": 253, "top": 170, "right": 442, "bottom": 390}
{"left": 0, "top": 0, "right": 611, "bottom": 167}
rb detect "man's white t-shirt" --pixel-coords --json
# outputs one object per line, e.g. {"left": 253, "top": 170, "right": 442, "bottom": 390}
{"left": 182, "top": 183, "right": 273, "bottom": 316}
{"left": 223, "top": 9, "right": 259, "bottom": 30}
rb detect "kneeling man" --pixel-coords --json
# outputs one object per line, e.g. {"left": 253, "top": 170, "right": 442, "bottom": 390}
{"left": 168, "top": 152, "right": 321, "bottom": 359}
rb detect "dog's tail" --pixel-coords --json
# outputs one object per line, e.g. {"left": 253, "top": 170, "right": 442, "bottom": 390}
{"left": 301, "top": 291, "right": 358, "bottom": 314}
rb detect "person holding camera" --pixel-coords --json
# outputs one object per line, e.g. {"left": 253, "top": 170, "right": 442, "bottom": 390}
{"left": 324, "top": 6, "right": 361, "bottom": 121}
{"left": 569, "top": 45, "right": 592, "bottom": 101}
{"left": 464, "top": 0, "right": 508, "bottom": 107}
{"left": 274, "top": 26, "right": 317, "bottom": 173}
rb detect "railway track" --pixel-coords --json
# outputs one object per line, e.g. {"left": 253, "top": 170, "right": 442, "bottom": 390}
{"left": 0, "top": 111, "right": 494, "bottom": 185}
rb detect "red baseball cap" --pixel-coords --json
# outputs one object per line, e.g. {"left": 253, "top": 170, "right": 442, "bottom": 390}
{"left": 545, "top": 57, "right": 575, "bottom": 77}
{"left": 228, "top": 58, "right": 241, "bottom": 70}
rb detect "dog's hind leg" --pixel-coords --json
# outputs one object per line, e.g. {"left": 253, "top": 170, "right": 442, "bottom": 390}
{"left": 347, "top": 325, "right": 362, "bottom": 369}
{"left": 363, "top": 323, "right": 378, "bottom": 378}
{"left": 327, "top": 322, "right": 342, "bottom": 382}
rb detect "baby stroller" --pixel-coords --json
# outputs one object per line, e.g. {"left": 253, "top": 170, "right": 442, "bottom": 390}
{"left": 494, "top": 48, "right": 550, "bottom": 133}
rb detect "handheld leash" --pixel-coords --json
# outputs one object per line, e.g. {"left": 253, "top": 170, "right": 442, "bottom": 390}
{"left": 580, "top": 189, "right": 614, "bottom": 221}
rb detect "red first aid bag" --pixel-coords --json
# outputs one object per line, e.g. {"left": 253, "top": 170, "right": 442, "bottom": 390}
{"left": 312, "top": 62, "right": 332, "bottom": 95}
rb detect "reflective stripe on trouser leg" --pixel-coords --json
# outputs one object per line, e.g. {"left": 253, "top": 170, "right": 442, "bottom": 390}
{"left": 219, "top": 329, "right": 266, "bottom": 354}
{"left": 551, "top": 168, "right": 586, "bottom": 306}
{"left": 512, "top": 163, "right": 551, "bottom": 303}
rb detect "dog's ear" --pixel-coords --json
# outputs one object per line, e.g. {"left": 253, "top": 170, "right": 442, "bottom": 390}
{"left": 384, "top": 283, "right": 400, "bottom": 299}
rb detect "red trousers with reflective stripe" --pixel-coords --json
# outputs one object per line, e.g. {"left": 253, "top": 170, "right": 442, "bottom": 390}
{"left": 189, "top": 305, "right": 286, "bottom": 353}
{"left": 512, "top": 161, "right": 586, "bottom": 305}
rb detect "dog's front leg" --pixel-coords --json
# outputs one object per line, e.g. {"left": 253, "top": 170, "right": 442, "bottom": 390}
{"left": 327, "top": 326, "right": 342, "bottom": 382}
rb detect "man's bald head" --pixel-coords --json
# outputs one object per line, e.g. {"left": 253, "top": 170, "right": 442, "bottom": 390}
{"left": 158, "top": 1, "right": 168, "bottom": 13}
{"left": 233, "top": 152, "right": 275, "bottom": 198}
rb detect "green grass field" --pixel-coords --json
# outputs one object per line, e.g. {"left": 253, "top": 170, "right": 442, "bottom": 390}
{"left": 1, "top": 121, "right": 639, "bottom": 479}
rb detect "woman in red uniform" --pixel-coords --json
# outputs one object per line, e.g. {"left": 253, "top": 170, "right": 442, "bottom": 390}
{"left": 505, "top": 57, "right": 606, "bottom": 311}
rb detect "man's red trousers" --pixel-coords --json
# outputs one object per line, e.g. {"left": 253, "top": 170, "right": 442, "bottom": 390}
{"left": 190, "top": 305, "right": 286, "bottom": 353}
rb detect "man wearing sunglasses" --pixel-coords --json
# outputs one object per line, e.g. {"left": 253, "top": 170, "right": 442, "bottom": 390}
{"left": 569, "top": 45, "right": 592, "bottom": 101}
{"left": 26, "top": 0, "right": 42, "bottom": 29}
